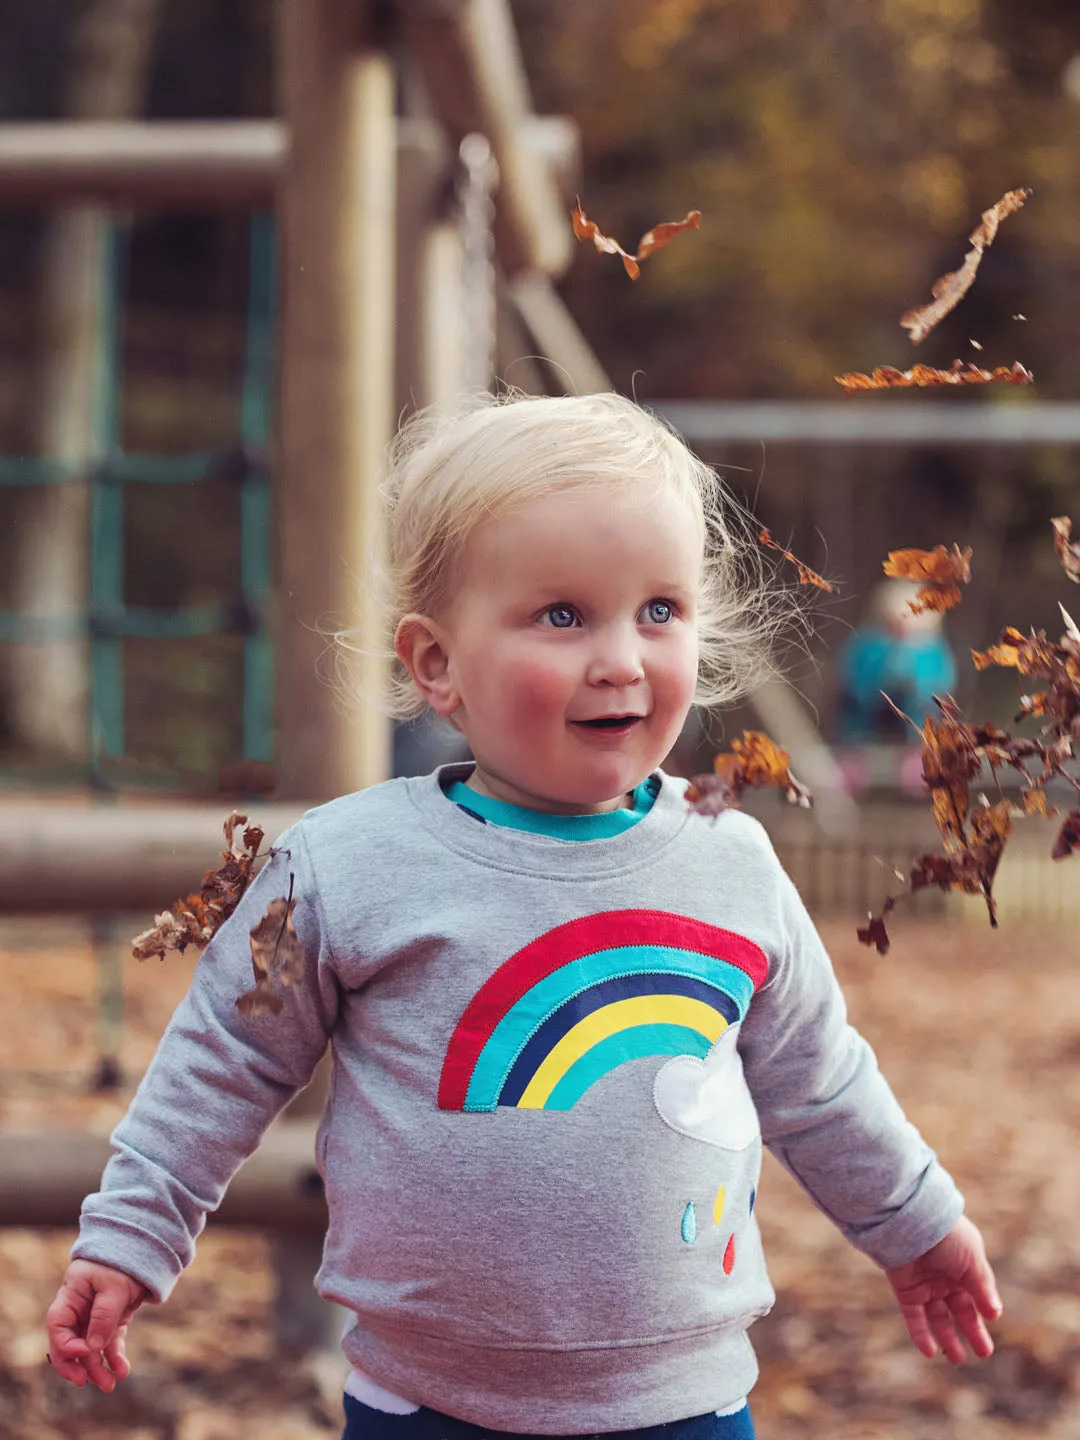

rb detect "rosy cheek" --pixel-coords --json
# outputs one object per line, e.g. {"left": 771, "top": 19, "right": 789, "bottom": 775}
{"left": 504, "top": 656, "right": 572, "bottom": 713}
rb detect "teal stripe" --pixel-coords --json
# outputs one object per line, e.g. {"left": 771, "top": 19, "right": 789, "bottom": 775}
{"left": 463, "top": 945, "right": 755, "bottom": 1111}
{"left": 446, "top": 779, "right": 656, "bottom": 840}
{"left": 544, "top": 1024, "right": 711, "bottom": 1109}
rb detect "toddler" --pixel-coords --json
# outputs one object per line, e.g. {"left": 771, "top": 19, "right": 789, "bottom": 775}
{"left": 47, "top": 392, "right": 1000, "bottom": 1440}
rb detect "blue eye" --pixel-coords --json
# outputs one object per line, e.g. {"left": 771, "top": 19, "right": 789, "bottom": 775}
{"left": 645, "top": 599, "right": 673, "bottom": 624}
{"left": 544, "top": 605, "right": 579, "bottom": 628}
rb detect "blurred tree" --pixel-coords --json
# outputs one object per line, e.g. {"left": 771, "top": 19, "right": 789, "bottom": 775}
{"left": 512, "top": 0, "right": 1080, "bottom": 401}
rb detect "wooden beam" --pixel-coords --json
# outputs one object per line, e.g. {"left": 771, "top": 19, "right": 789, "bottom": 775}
{"left": 397, "top": 0, "right": 575, "bottom": 277}
{"left": 0, "top": 802, "right": 305, "bottom": 913}
{"left": 0, "top": 121, "right": 284, "bottom": 207}
{"left": 0, "top": 1124, "right": 325, "bottom": 1230}
{"left": 274, "top": 1, "right": 395, "bottom": 799}
{"left": 0, "top": 116, "right": 570, "bottom": 212}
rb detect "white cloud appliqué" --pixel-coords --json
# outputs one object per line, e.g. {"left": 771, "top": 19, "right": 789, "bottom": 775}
{"left": 653, "top": 1021, "right": 760, "bottom": 1150}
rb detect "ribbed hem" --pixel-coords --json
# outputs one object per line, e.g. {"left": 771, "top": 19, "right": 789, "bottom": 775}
{"left": 341, "top": 1320, "right": 760, "bottom": 1435}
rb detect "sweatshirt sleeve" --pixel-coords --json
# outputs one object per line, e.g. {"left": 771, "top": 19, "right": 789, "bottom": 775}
{"left": 71, "top": 820, "right": 338, "bottom": 1301}
{"left": 737, "top": 858, "right": 963, "bottom": 1269}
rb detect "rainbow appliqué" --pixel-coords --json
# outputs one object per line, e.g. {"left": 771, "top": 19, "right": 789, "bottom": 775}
{"left": 438, "top": 910, "right": 768, "bottom": 1112}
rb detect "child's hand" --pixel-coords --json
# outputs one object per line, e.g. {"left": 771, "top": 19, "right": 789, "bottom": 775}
{"left": 884, "top": 1215, "right": 1002, "bottom": 1364}
{"left": 45, "top": 1259, "right": 148, "bottom": 1391}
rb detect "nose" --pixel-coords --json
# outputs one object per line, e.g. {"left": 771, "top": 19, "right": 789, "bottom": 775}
{"left": 585, "top": 624, "right": 645, "bottom": 687}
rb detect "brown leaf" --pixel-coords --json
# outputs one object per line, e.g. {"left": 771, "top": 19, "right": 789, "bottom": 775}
{"left": 835, "top": 360, "right": 1033, "bottom": 392}
{"left": 688, "top": 731, "right": 813, "bottom": 815}
{"left": 1051, "top": 517, "right": 1080, "bottom": 584}
{"left": 857, "top": 911, "right": 893, "bottom": 955}
{"left": 237, "top": 884, "right": 305, "bottom": 1016}
{"left": 571, "top": 202, "right": 701, "bottom": 280}
{"left": 1022, "top": 787, "right": 1055, "bottom": 818}
{"left": 759, "top": 528, "right": 835, "bottom": 592}
{"left": 1051, "top": 810, "right": 1080, "bottom": 861}
{"left": 883, "top": 544, "right": 972, "bottom": 614}
{"left": 900, "top": 188, "right": 1032, "bottom": 344}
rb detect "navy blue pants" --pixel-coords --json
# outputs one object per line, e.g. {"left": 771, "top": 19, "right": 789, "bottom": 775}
{"left": 342, "top": 1396, "right": 756, "bottom": 1440}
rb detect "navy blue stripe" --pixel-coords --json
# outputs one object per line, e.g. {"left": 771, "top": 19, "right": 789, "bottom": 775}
{"left": 499, "top": 971, "right": 740, "bottom": 1106}
{"left": 342, "top": 1394, "right": 755, "bottom": 1440}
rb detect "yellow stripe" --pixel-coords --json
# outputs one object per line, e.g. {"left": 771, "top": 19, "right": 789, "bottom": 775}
{"left": 517, "top": 995, "right": 728, "bottom": 1108}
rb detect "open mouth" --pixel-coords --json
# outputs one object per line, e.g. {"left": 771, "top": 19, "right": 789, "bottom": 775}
{"left": 574, "top": 715, "right": 644, "bottom": 730}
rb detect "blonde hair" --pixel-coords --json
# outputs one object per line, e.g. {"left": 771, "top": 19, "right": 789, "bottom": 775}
{"left": 358, "top": 389, "right": 797, "bottom": 720}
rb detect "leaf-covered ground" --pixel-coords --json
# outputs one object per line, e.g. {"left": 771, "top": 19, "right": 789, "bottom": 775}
{"left": 1, "top": 915, "right": 1078, "bottom": 1439}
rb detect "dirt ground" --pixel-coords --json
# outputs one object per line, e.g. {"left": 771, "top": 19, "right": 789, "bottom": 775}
{"left": 2, "top": 912, "right": 1079, "bottom": 1440}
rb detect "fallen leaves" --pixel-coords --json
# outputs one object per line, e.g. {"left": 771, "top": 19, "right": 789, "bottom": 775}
{"left": 859, "top": 524, "right": 1080, "bottom": 953}
{"left": 687, "top": 731, "right": 812, "bottom": 817}
{"left": 883, "top": 544, "right": 972, "bottom": 614}
{"left": 759, "top": 528, "right": 835, "bottom": 592}
{"left": 571, "top": 202, "right": 701, "bottom": 279}
{"left": 900, "top": 187, "right": 1032, "bottom": 344}
{"left": 835, "top": 360, "right": 1033, "bottom": 392}
{"left": 131, "top": 813, "right": 306, "bottom": 1017}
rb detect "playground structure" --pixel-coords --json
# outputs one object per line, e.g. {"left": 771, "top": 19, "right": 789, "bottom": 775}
{"left": 0, "top": 0, "right": 594, "bottom": 1350}
{"left": 4, "top": 0, "right": 1080, "bottom": 1362}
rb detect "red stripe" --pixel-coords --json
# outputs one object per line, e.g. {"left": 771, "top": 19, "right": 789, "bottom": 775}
{"left": 437, "top": 910, "right": 768, "bottom": 1110}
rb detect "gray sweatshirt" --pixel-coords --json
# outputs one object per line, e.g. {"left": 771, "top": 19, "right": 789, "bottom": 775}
{"left": 73, "top": 765, "right": 963, "bottom": 1432}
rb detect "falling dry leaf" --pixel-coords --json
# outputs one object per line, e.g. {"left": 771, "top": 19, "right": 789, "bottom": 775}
{"left": 835, "top": 360, "right": 1033, "bottom": 392}
{"left": 237, "top": 881, "right": 306, "bottom": 1016}
{"left": 687, "top": 731, "right": 812, "bottom": 818}
{"left": 901, "top": 187, "right": 1032, "bottom": 344}
{"left": 883, "top": 543, "right": 972, "bottom": 613}
{"left": 759, "top": 528, "right": 835, "bottom": 592}
{"left": 132, "top": 812, "right": 267, "bottom": 962}
{"left": 1052, "top": 810, "right": 1080, "bottom": 860}
{"left": 1051, "top": 516, "right": 1080, "bottom": 584}
{"left": 571, "top": 202, "right": 701, "bottom": 280}
{"left": 131, "top": 811, "right": 308, "bottom": 1018}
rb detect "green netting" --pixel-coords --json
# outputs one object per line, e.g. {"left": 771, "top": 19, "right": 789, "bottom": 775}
{"left": 0, "top": 214, "right": 275, "bottom": 787}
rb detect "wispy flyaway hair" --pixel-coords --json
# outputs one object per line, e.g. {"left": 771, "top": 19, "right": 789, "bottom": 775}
{"left": 355, "top": 389, "right": 797, "bottom": 719}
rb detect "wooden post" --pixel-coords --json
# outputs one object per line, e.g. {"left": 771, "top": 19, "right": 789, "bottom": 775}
{"left": 273, "top": 0, "right": 396, "bottom": 1356}
{"left": 275, "top": 0, "right": 395, "bottom": 802}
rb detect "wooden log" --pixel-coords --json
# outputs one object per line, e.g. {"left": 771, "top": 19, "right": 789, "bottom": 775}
{"left": 274, "top": 2, "right": 395, "bottom": 800}
{"left": 0, "top": 1123, "right": 326, "bottom": 1231}
{"left": 0, "top": 121, "right": 284, "bottom": 207}
{"left": 0, "top": 801, "right": 307, "bottom": 914}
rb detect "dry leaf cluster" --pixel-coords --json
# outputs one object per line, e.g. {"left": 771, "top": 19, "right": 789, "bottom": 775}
{"left": 687, "top": 731, "right": 812, "bottom": 817}
{"left": 859, "top": 525, "right": 1080, "bottom": 953}
{"left": 131, "top": 813, "right": 305, "bottom": 1016}
{"left": 131, "top": 813, "right": 265, "bottom": 963}
{"left": 883, "top": 543, "right": 973, "bottom": 614}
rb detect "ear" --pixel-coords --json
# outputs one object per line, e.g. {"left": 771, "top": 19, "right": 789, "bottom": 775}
{"left": 394, "top": 613, "right": 459, "bottom": 718}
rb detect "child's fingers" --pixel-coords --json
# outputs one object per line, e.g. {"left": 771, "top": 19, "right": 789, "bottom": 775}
{"left": 967, "top": 1255, "right": 1004, "bottom": 1320}
{"left": 44, "top": 1289, "right": 93, "bottom": 1386}
{"left": 915, "top": 1293, "right": 994, "bottom": 1365}
{"left": 898, "top": 1301, "right": 940, "bottom": 1359}
{"left": 103, "top": 1325, "right": 132, "bottom": 1382}
{"left": 46, "top": 1348, "right": 91, "bottom": 1388}
{"left": 949, "top": 1291, "right": 995, "bottom": 1359}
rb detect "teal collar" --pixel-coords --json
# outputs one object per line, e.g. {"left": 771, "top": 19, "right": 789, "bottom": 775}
{"left": 445, "top": 776, "right": 659, "bottom": 841}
